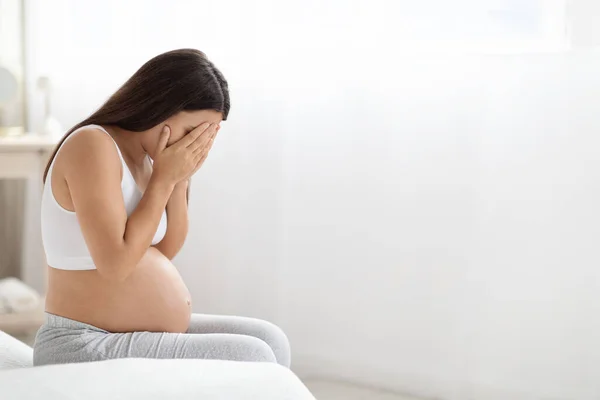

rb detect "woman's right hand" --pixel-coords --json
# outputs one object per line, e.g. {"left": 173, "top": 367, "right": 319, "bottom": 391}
{"left": 152, "top": 122, "right": 217, "bottom": 185}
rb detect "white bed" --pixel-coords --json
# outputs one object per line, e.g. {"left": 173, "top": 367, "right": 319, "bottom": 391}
{"left": 0, "top": 330, "right": 315, "bottom": 400}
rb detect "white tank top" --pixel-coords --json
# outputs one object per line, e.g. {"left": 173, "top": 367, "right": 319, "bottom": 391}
{"left": 41, "top": 124, "right": 167, "bottom": 270}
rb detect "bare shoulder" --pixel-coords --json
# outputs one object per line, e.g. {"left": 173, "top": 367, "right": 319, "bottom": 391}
{"left": 56, "top": 127, "right": 122, "bottom": 179}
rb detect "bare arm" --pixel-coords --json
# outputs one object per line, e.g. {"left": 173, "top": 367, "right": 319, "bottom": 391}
{"left": 153, "top": 180, "right": 189, "bottom": 259}
{"left": 153, "top": 124, "right": 218, "bottom": 259}
{"left": 64, "top": 125, "right": 208, "bottom": 281}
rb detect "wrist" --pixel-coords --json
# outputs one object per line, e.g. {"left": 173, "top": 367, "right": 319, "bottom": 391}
{"left": 149, "top": 174, "right": 176, "bottom": 195}
{"left": 174, "top": 179, "right": 189, "bottom": 191}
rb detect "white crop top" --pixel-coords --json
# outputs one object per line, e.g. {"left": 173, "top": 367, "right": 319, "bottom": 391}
{"left": 41, "top": 124, "right": 167, "bottom": 270}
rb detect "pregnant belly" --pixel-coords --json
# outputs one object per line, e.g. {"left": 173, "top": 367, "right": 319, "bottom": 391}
{"left": 45, "top": 247, "right": 192, "bottom": 333}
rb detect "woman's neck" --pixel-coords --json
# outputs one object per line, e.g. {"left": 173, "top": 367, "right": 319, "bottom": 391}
{"left": 104, "top": 126, "right": 148, "bottom": 166}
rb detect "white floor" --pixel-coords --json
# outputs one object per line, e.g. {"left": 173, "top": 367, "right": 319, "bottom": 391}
{"left": 303, "top": 379, "right": 422, "bottom": 400}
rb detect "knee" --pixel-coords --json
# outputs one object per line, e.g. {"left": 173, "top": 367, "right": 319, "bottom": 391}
{"left": 236, "top": 335, "right": 278, "bottom": 364}
{"left": 251, "top": 320, "right": 291, "bottom": 368}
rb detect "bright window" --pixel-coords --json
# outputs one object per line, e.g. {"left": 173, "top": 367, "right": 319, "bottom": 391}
{"left": 388, "top": 0, "right": 568, "bottom": 52}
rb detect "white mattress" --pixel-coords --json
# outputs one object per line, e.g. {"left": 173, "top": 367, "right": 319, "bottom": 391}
{"left": 0, "top": 330, "right": 33, "bottom": 369}
{"left": 1, "top": 358, "right": 315, "bottom": 400}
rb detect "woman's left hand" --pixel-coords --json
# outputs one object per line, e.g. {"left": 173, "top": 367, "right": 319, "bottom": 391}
{"left": 165, "top": 125, "right": 218, "bottom": 193}
{"left": 185, "top": 125, "right": 219, "bottom": 179}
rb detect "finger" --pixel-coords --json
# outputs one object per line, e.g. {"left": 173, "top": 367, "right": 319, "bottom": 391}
{"left": 156, "top": 126, "right": 170, "bottom": 154}
{"left": 184, "top": 122, "right": 213, "bottom": 148}
{"left": 190, "top": 152, "right": 209, "bottom": 176}
{"left": 189, "top": 161, "right": 202, "bottom": 177}
{"left": 192, "top": 136, "right": 214, "bottom": 156}
{"left": 193, "top": 148, "right": 210, "bottom": 167}
{"left": 174, "top": 122, "right": 211, "bottom": 148}
{"left": 189, "top": 124, "right": 217, "bottom": 152}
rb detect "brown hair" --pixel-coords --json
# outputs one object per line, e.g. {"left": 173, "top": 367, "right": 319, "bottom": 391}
{"left": 43, "top": 48, "right": 229, "bottom": 182}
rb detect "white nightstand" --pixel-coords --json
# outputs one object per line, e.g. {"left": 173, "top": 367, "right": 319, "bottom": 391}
{"left": 0, "top": 134, "right": 56, "bottom": 294}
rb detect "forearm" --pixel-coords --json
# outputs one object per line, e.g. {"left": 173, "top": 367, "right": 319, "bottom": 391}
{"left": 153, "top": 180, "right": 189, "bottom": 259}
{"left": 113, "top": 176, "right": 174, "bottom": 277}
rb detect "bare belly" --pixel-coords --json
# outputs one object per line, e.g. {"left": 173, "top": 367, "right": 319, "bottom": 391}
{"left": 45, "top": 247, "right": 191, "bottom": 333}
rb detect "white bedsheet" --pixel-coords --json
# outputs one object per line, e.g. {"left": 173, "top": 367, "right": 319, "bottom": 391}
{"left": 1, "top": 358, "right": 315, "bottom": 400}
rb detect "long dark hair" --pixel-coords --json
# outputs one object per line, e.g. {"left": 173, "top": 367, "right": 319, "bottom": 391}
{"left": 43, "top": 48, "right": 229, "bottom": 182}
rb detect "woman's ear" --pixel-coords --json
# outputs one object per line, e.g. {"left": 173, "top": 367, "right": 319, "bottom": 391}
{"left": 144, "top": 124, "right": 168, "bottom": 160}
{"left": 163, "top": 124, "right": 176, "bottom": 146}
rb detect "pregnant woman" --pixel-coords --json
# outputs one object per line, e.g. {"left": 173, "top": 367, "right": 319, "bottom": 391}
{"left": 33, "top": 49, "right": 290, "bottom": 367}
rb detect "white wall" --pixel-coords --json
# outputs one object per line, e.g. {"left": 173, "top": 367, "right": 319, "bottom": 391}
{"left": 280, "top": 51, "right": 600, "bottom": 400}
{"left": 26, "top": 1, "right": 600, "bottom": 399}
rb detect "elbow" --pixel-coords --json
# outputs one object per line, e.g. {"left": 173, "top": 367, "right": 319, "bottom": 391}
{"left": 161, "top": 250, "right": 177, "bottom": 260}
{"left": 152, "top": 243, "right": 179, "bottom": 260}
{"left": 94, "top": 253, "right": 136, "bottom": 282}
{"left": 96, "top": 263, "right": 134, "bottom": 283}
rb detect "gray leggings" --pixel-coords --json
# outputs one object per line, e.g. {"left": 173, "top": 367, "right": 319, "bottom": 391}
{"left": 33, "top": 313, "right": 290, "bottom": 367}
